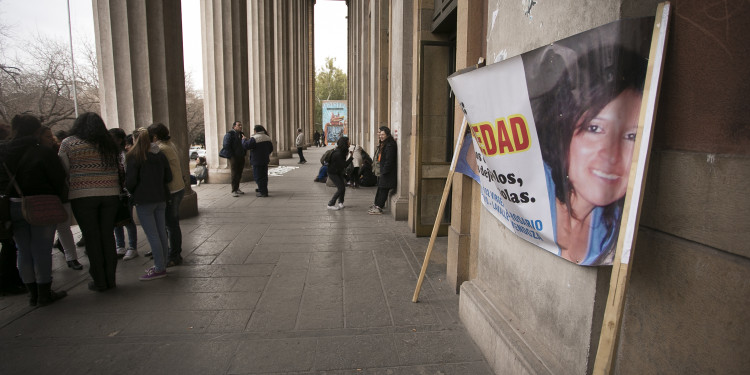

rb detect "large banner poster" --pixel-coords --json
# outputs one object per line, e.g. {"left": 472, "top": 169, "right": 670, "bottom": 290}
{"left": 449, "top": 18, "right": 653, "bottom": 266}
{"left": 322, "top": 100, "right": 348, "bottom": 143}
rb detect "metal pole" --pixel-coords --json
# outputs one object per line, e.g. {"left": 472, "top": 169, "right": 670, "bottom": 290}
{"left": 66, "top": 0, "right": 79, "bottom": 118}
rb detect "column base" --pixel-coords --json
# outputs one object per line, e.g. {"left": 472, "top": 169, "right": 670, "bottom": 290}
{"left": 206, "top": 167, "right": 254, "bottom": 184}
{"left": 459, "top": 280, "right": 552, "bottom": 375}
{"left": 391, "top": 195, "right": 409, "bottom": 221}
{"left": 277, "top": 150, "right": 293, "bottom": 159}
{"left": 178, "top": 189, "right": 199, "bottom": 219}
{"left": 447, "top": 225, "right": 471, "bottom": 293}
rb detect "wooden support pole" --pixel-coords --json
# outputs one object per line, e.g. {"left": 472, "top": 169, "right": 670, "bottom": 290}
{"left": 412, "top": 117, "right": 469, "bottom": 303}
{"left": 593, "top": 3, "right": 671, "bottom": 374}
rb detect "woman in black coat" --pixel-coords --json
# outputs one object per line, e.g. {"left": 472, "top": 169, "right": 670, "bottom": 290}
{"left": 1, "top": 115, "right": 68, "bottom": 305}
{"left": 326, "top": 137, "right": 350, "bottom": 211}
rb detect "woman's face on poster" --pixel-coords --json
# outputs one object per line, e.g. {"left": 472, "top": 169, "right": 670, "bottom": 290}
{"left": 567, "top": 89, "right": 641, "bottom": 207}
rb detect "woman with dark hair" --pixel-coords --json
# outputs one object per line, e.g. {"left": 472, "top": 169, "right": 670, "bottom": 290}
{"left": 0, "top": 121, "right": 26, "bottom": 296}
{"left": 58, "top": 112, "right": 122, "bottom": 291}
{"left": 109, "top": 128, "right": 138, "bottom": 261}
{"left": 41, "top": 128, "right": 83, "bottom": 271}
{"left": 0, "top": 114, "right": 68, "bottom": 305}
{"left": 326, "top": 137, "right": 350, "bottom": 210}
{"left": 530, "top": 45, "right": 647, "bottom": 265}
{"left": 126, "top": 128, "right": 172, "bottom": 280}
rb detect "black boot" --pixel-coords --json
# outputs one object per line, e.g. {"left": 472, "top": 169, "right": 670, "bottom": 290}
{"left": 25, "top": 283, "right": 37, "bottom": 306}
{"left": 37, "top": 283, "right": 67, "bottom": 306}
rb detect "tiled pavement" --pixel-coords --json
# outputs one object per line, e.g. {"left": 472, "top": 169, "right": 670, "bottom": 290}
{"left": 0, "top": 146, "right": 492, "bottom": 374}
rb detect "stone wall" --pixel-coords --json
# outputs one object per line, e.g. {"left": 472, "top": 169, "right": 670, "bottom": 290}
{"left": 459, "top": 0, "right": 750, "bottom": 374}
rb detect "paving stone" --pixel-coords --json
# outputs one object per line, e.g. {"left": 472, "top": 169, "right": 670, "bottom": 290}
{"left": 0, "top": 149, "right": 490, "bottom": 374}
{"left": 228, "top": 338, "right": 317, "bottom": 374}
{"left": 314, "top": 334, "right": 399, "bottom": 370}
{"left": 342, "top": 251, "right": 392, "bottom": 328}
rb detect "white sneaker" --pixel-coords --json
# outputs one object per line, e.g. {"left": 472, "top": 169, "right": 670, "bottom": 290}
{"left": 116, "top": 247, "right": 126, "bottom": 256}
{"left": 123, "top": 249, "right": 138, "bottom": 260}
{"left": 327, "top": 205, "right": 340, "bottom": 211}
{"left": 338, "top": 202, "right": 345, "bottom": 209}
{"left": 232, "top": 191, "right": 239, "bottom": 197}
{"left": 236, "top": 188, "right": 245, "bottom": 195}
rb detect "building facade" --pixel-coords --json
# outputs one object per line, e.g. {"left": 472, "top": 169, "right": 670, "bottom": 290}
{"left": 92, "top": 0, "right": 749, "bottom": 373}
{"left": 348, "top": 0, "right": 749, "bottom": 374}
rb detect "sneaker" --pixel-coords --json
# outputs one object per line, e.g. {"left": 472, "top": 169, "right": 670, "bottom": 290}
{"left": 139, "top": 267, "right": 167, "bottom": 281}
{"left": 337, "top": 202, "right": 345, "bottom": 209}
{"left": 116, "top": 247, "right": 126, "bottom": 257}
{"left": 145, "top": 251, "right": 153, "bottom": 257}
{"left": 368, "top": 206, "right": 383, "bottom": 215}
{"left": 123, "top": 249, "right": 138, "bottom": 260}
{"left": 327, "top": 205, "right": 340, "bottom": 211}
{"left": 236, "top": 188, "right": 245, "bottom": 195}
{"left": 232, "top": 191, "right": 240, "bottom": 197}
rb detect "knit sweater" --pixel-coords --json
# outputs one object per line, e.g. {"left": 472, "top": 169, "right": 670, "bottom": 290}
{"left": 58, "top": 135, "right": 121, "bottom": 199}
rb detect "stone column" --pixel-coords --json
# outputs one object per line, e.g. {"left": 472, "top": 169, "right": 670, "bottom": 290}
{"left": 271, "top": 0, "right": 291, "bottom": 159}
{"left": 200, "top": 0, "right": 250, "bottom": 183}
{"left": 447, "top": 0, "right": 485, "bottom": 291}
{"left": 389, "top": 0, "right": 412, "bottom": 221}
{"left": 93, "top": 0, "right": 197, "bottom": 217}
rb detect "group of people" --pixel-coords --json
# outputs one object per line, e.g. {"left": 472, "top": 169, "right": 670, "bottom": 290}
{"left": 325, "top": 126, "right": 397, "bottom": 215}
{"left": 221, "top": 121, "right": 274, "bottom": 198}
{"left": 0, "top": 112, "right": 187, "bottom": 307}
{"left": 221, "top": 122, "right": 399, "bottom": 216}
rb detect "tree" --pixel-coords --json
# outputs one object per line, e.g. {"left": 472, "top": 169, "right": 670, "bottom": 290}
{"left": 314, "top": 57, "right": 347, "bottom": 133}
{"left": 0, "top": 34, "right": 99, "bottom": 133}
{"left": 184, "top": 71, "right": 204, "bottom": 146}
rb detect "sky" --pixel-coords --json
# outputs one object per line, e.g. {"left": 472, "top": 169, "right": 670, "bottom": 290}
{"left": 0, "top": 0, "right": 347, "bottom": 91}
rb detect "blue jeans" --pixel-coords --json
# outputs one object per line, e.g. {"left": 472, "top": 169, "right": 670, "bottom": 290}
{"left": 11, "top": 201, "right": 56, "bottom": 284}
{"left": 71, "top": 195, "right": 119, "bottom": 289}
{"left": 135, "top": 202, "right": 168, "bottom": 272}
{"left": 166, "top": 189, "right": 184, "bottom": 261}
{"left": 114, "top": 205, "right": 137, "bottom": 249}
{"left": 253, "top": 165, "right": 269, "bottom": 195}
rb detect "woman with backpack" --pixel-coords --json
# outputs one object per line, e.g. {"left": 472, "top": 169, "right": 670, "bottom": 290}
{"left": 326, "top": 137, "right": 350, "bottom": 211}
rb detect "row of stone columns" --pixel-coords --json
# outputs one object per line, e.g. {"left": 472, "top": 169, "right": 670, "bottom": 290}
{"left": 202, "top": 0, "right": 314, "bottom": 179}
{"left": 94, "top": 0, "right": 313, "bottom": 203}
{"left": 93, "top": 0, "right": 196, "bottom": 215}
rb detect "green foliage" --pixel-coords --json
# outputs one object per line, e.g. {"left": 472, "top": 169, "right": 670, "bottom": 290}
{"left": 314, "top": 57, "right": 347, "bottom": 132}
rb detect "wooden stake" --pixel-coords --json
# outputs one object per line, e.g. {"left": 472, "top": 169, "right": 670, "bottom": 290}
{"left": 593, "top": 3, "right": 671, "bottom": 374}
{"left": 412, "top": 117, "right": 470, "bottom": 303}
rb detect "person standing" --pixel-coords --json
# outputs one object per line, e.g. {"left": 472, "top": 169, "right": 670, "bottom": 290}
{"left": 59, "top": 112, "right": 122, "bottom": 292}
{"left": 148, "top": 123, "right": 185, "bottom": 267}
{"left": 313, "top": 130, "right": 321, "bottom": 147}
{"left": 326, "top": 137, "right": 350, "bottom": 210}
{"left": 368, "top": 126, "right": 397, "bottom": 215}
{"left": 126, "top": 129, "right": 172, "bottom": 280}
{"left": 108, "top": 128, "right": 138, "bottom": 261}
{"left": 1, "top": 115, "right": 68, "bottom": 305}
{"left": 242, "top": 125, "right": 273, "bottom": 197}
{"left": 295, "top": 129, "right": 307, "bottom": 164}
{"left": 222, "top": 121, "right": 246, "bottom": 197}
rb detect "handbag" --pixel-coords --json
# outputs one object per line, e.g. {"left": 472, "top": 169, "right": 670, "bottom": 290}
{"left": 21, "top": 195, "right": 67, "bottom": 225}
{"left": 0, "top": 194, "right": 12, "bottom": 239}
{"left": 115, "top": 163, "right": 132, "bottom": 227}
{"left": 3, "top": 162, "right": 67, "bottom": 226}
{"left": 114, "top": 195, "right": 132, "bottom": 227}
